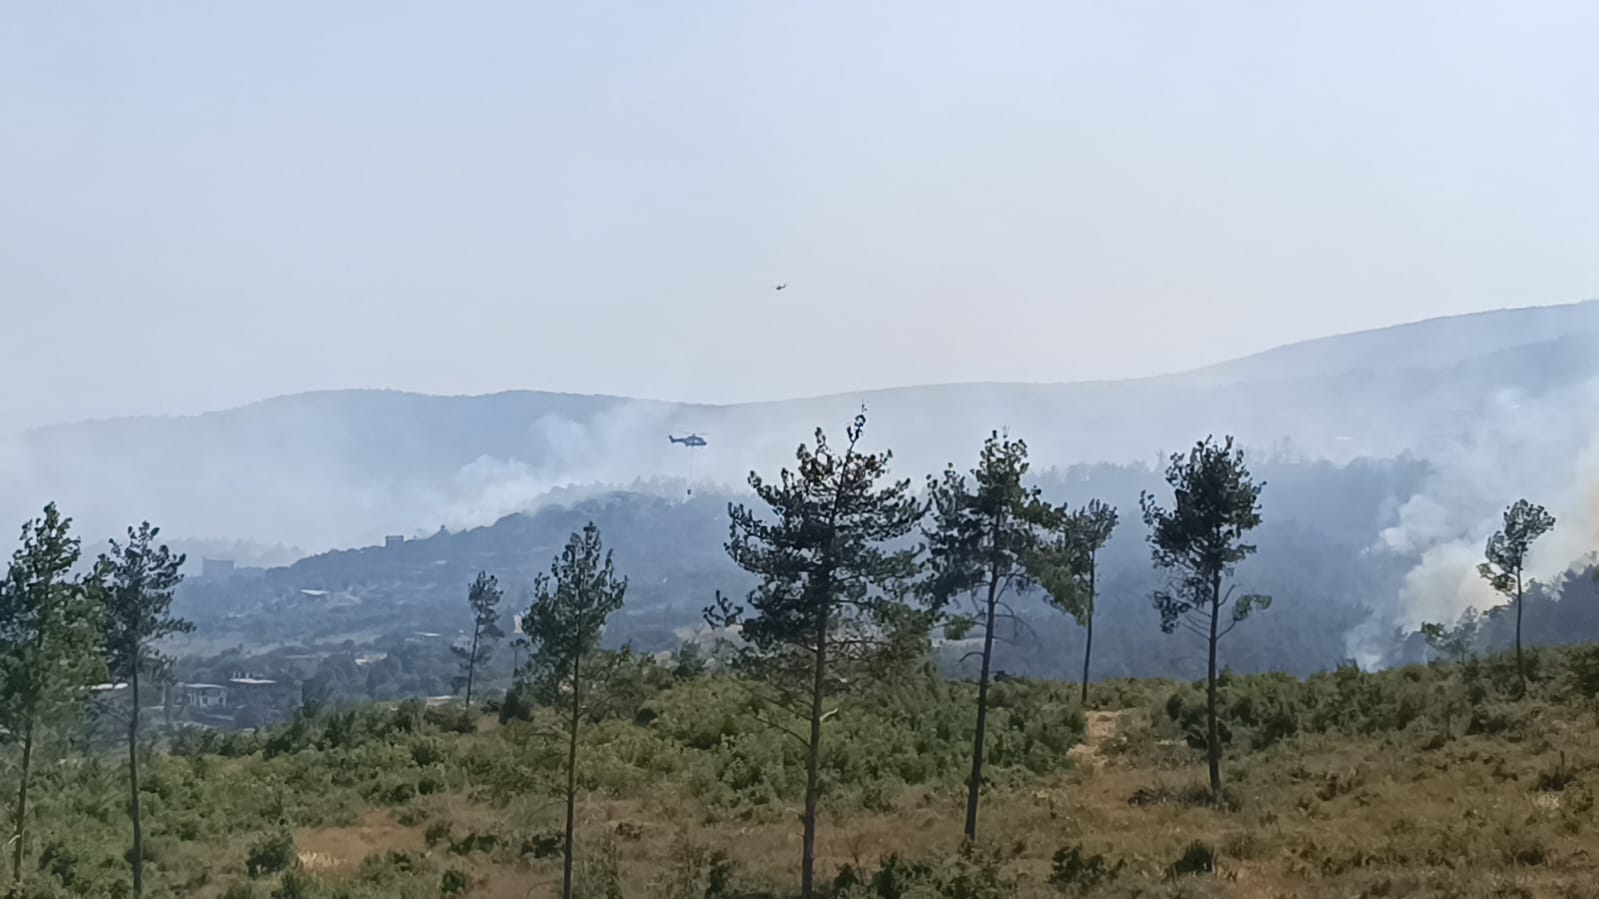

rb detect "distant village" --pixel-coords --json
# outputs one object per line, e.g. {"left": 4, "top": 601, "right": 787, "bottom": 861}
{"left": 95, "top": 534, "right": 477, "bottom": 738}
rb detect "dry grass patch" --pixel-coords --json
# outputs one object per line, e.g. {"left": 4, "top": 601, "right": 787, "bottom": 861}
{"left": 295, "top": 808, "right": 426, "bottom": 872}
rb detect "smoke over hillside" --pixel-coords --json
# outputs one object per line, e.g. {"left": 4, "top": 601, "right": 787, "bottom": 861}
{"left": 3, "top": 302, "right": 1599, "bottom": 657}
{"left": 1374, "top": 379, "right": 1599, "bottom": 625}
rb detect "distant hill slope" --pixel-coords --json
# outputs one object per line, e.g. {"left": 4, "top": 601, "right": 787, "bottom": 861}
{"left": 1182, "top": 299, "right": 1599, "bottom": 385}
{"left": 4, "top": 300, "right": 1599, "bottom": 550}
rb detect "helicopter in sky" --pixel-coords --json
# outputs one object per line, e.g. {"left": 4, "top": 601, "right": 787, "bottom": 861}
{"left": 668, "top": 433, "right": 707, "bottom": 447}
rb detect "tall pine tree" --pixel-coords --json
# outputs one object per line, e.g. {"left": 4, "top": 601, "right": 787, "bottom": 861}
{"left": 453, "top": 570, "right": 504, "bottom": 711}
{"left": 706, "top": 408, "right": 926, "bottom": 897}
{"left": 91, "top": 521, "right": 191, "bottom": 897}
{"left": 1139, "top": 436, "right": 1268, "bottom": 801}
{"left": 1033, "top": 499, "right": 1119, "bottom": 704}
{"left": 1477, "top": 498, "right": 1556, "bottom": 696}
{"left": 0, "top": 503, "right": 103, "bottom": 887}
{"left": 520, "top": 524, "right": 626, "bottom": 899}
{"left": 924, "top": 431, "right": 1047, "bottom": 841}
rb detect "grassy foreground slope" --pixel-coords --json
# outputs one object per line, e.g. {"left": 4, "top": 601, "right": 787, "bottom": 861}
{"left": 20, "top": 645, "right": 1599, "bottom": 899}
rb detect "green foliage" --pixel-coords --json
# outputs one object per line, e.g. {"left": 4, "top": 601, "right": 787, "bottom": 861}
{"left": 12, "top": 640, "right": 1599, "bottom": 898}
{"left": 1477, "top": 498, "right": 1556, "bottom": 693}
{"left": 87, "top": 519, "right": 191, "bottom": 895}
{"left": 440, "top": 867, "right": 470, "bottom": 896}
{"left": 1166, "top": 672, "right": 1306, "bottom": 752}
{"left": 832, "top": 843, "right": 1018, "bottom": 899}
{"left": 519, "top": 523, "right": 627, "bottom": 704}
{"left": 1048, "top": 844, "right": 1125, "bottom": 894}
{"left": 1032, "top": 500, "right": 1119, "bottom": 628}
{"left": 0, "top": 504, "right": 104, "bottom": 715}
{"left": 1032, "top": 498, "right": 1119, "bottom": 704}
{"left": 706, "top": 408, "right": 928, "bottom": 895}
{"left": 272, "top": 868, "right": 312, "bottom": 899}
{"left": 923, "top": 430, "right": 1053, "bottom": 838}
{"left": 1139, "top": 436, "right": 1267, "bottom": 634}
{"left": 1570, "top": 645, "right": 1599, "bottom": 698}
{"left": 519, "top": 522, "right": 628, "bottom": 899}
{"left": 0, "top": 502, "right": 105, "bottom": 884}
{"left": 1165, "top": 842, "right": 1216, "bottom": 878}
{"left": 661, "top": 836, "right": 741, "bottom": 899}
{"left": 245, "top": 830, "right": 298, "bottom": 878}
{"left": 923, "top": 431, "right": 1045, "bottom": 609}
{"left": 708, "top": 408, "right": 929, "bottom": 701}
{"left": 89, "top": 521, "right": 191, "bottom": 692}
{"left": 1138, "top": 435, "right": 1267, "bottom": 798}
{"left": 452, "top": 570, "right": 504, "bottom": 708}
{"left": 1477, "top": 500, "right": 1556, "bottom": 598}
{"left": 1139, "top": 645, "right": 1599, "bottom": 766}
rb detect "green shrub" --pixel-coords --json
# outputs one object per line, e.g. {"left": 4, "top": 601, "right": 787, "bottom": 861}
{"left": 1049, "top": 844, "right": 1125, "bottom": 894}
{"left": 424, "top": 820, "right": 453, "bottom": 848}
{"left": 246, "top": 830, "right": 299, "bottom": 878}
{"left": 1166, "top": 841, "right": 1216, "bottom": 878}
{"left": 272, "top": 869, "right": 314, "bottom": 899}
{"left": 441, "top": 867, "right": 470, "bottom": 896}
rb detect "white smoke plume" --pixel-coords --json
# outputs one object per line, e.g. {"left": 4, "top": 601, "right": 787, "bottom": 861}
{"left": 1355, "top": 377, "right": 1599, "bottom": 662}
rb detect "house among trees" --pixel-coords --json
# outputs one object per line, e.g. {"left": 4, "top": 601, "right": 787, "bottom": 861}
{"left": 182, "top": 683, "right": 228, "bottom": 710}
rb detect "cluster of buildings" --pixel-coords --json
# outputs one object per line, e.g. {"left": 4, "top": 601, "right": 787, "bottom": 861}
{"left": 90, "top": 672, "right": 298, "bottom": 732}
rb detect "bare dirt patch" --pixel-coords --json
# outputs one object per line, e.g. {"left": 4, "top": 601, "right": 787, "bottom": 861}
{"left": 1068, "top": 709, "right": 1131, "bottom": 770}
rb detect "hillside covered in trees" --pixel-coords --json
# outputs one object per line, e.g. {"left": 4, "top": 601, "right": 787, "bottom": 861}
{"left": 169, "top": 448, "right": 1599, "bottom": 698}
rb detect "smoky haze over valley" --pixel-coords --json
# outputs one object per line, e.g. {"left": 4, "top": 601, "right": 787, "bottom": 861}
{"left": 3, "top": 301, "right": 1599, "bottom": 669}
{"left": 5, "top": 3, "right": 1599, "bottom": 675}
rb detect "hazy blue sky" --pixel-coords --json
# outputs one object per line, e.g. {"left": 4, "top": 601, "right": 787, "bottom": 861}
{"left": 3, "top": 1, "right": 1596, "bottom": 432}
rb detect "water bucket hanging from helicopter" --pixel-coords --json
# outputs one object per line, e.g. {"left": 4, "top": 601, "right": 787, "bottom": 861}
{"left": 668, "top": 432, "right": 707, "bottom": 496}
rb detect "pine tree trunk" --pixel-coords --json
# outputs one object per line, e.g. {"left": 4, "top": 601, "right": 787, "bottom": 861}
{"left": 1206, "top": 578, "right": 1222, "bottom": 801}
{"left": 801, "top": 602, "right": 827, "bottom": 898}
{"left": 964, "top": 571, "right": 1001, "bottom": 841}
{"left": 1514, "top": 573, "right": 1526, "bottom": 696}
{"left": 1080, "top": 557, "right": 1095, "bottom": 706}
{"left": 464, "top": 625, "right": 480, "bottom": 711}
{"left": 12, "top": 720, "right": 34, "bottom": 887}
{"left": 129, "top": 663, "right": 145, "bottom": 897}
{"left": 562, "top": 653, "right": 581, "bottom": 899}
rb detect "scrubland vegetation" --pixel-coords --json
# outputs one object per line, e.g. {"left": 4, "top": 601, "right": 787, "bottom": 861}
{"left": 15, "top": 643, "right": 1599, "bottom": 899}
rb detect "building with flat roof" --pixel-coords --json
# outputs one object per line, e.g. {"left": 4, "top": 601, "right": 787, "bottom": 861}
{"left": 182, "top": 683, "right": 228, "bottom": 709}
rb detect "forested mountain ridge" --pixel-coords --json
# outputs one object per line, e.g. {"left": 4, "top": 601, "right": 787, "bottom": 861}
{"left": 169, "top": 453, "right": 1599, "bottom": 689}
{"left": 5, "top": 301, "right": 1599, "bottom": 553}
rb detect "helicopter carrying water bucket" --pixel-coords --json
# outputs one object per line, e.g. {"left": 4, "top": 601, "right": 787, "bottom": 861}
{"left": 669, "top": 433, "right": 707, "bottom": 496}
